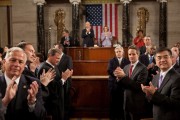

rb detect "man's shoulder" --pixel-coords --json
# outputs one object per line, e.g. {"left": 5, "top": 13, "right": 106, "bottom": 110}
{"left": 21, "top": 74, "right": 40, "bottom": 84}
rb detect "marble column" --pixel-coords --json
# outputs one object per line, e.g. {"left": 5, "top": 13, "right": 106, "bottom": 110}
{"left": 70, "top": 0, "right": 81, "bottom": 46}
{"left": 121, "top": 0, "right": 131, "bottom": 47}
{"left": 158, "top": 0, "right": 167, "bottom": 47}
{"left": 34, "top": 0, "right": 46, "bottom": 55}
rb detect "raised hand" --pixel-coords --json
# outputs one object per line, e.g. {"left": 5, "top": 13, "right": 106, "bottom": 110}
{"left": 27, "top": 81, "right": 39, "bottom": 105}
{"left": 40, "top": 68, "right": 56, "bottom": 86}
{"left": 2, "top": 76, "right": 18, "bottom": 106}
{"left": 61, "top": 69, "right": 73, "bottom": 81}
{"left": 113, "top": 67, "right": 126, "bottom": 78}
{"left": 141, "top": 82, "right": 157, "bottom": 96}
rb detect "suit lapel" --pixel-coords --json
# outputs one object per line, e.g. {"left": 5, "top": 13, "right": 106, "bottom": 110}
{"left": 59, "top": 54, "right": 65, "bottom": 66}
{"left": 14, "top": 75, "right": 28, "bottom": 109}
{"left": 158, "top": 70, "right": 172, "bottom": 92}
{"left": 131, "top": 62, "right": 140, "bottom": 79}
{"left": 0, "top": 75, "right": 7, "bottom": 97}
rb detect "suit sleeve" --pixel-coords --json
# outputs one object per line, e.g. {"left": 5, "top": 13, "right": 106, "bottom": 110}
{"left": 118, "top": 66, "right": 148, "bottom": 91}
{"left": 90, "top": 29, "right": 94, "bottom": 38}
{"left": 107, "top": 59, "right": 115, "bottom": 77}
{"left": 81, "top": 29, "right": 87, "bottom": 38}
{"left": 67, "top": 56, "right": 73, "bottom": 69}
{"left": 31, "top": 79, "right": 46, "bottom": 119}
{"left": 151, "top": 75, "right": 180, "bottom": 109}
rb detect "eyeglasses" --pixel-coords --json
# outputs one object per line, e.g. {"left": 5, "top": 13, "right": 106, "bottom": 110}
{"left": 156, "top": 55, "right": 171, "bottom": 61}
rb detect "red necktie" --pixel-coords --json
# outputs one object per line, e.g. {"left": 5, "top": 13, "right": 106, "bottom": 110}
{"left": 129, "top": 65, "right": 134, "bottom": 77}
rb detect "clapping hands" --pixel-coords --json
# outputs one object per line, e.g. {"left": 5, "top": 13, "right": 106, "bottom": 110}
{"left": 40, "top": 68, "right": 56, "bottom": 86}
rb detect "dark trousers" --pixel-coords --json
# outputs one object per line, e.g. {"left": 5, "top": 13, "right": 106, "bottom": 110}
{"left": 109, "top": 89, "right": 124, "bottom": 120}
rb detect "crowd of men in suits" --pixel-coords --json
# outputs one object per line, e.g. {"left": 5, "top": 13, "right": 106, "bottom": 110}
{"left": 108, "top": 39, "right": 180, "bottom": 120}
{"left": 0, "top": 35, "right": 180, "bottom": 120}
{"left": 0, "top": 42, "right": 73, "bottom": 120}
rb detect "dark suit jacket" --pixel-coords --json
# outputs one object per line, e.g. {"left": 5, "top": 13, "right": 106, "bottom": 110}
{"left": 151, "top": 68, "right": 180, "bottom": 120}
{"left": 0, "top": 93, "right": 5, "bottom": 120}
{"left": 117, "top": 62, "right": 148, "bottom": 113}
{"left": 107, "top": 57, "right": 130, "bottom": 92}
{"left": 57, "top": 54, "right": 73, "bottom": 112}
{"left": 139, "top": 46, "right": 146, "bottom": 55}
{"left": 0, "top": 75, "right": 46, "bottom": 120}
{"left": 81, "top": 28, "right": 94, "bottom": 47}
{"left": 37, "top": 62, "right": 64, "bottom": 120}
{"left": 139, "top": 54, "right": 158, "bottom": 84}
{"left": 139, "top": 54, "right": 155, "bottom": 67}
{"left": 23, "top": 66, "right": 37, "bottom": 78}
{"left": 60, "top": 36, "right": 74, "bottom": 47}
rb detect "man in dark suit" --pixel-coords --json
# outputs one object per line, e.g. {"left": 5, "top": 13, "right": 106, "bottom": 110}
{"left": 37, "top": 48, "right": 73, "bottom": 120}
{"left": 55, "top": 44, "right": 73, "bottom": 120}
{"left": 60, "top": 30, "right": 75, "bottom": 48}
{"left": 114, "top": 45, "right": 148, "bottom": 120}
{"left": 81, "top": 21, "right": 95, "bottom": 47}
{"left": 139, "top": 45, "right": 158, "bottom": 84}
{"left": 16, "top": 42, "right": 37, "bottom": 78}
{"left": 0, "top": 47, "right": 46, "bottom": 120}
{"left": 171, "top": 50, "right": 180, "bottom": 73}
{"left": 171, "top": 46, "right": 180, "bottom": 67}
{"left": 139, "top": 36, "right": 152, "bottom": 55}
{"left": 0, "top": 93, "right": 5, "bottom": 120}
{"left": 141, "top": 48, "right": 180, "bottom": 120}
{"left": 107, "top": 45, "right": 130, "bottom": 120}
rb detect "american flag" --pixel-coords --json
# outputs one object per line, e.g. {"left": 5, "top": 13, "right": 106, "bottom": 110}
{"left": 86, "top": 4, "right": 118, "bottom": 41}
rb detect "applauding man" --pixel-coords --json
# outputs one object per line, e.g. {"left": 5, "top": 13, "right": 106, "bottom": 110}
{"left": 0, "top": 47, "right": 45, "bottom": 120}
{"left": 141, "top": 48, "right": 180, "bottom": 120}
{"left": 81, "top": 21, "right": 95, "bottom": 47}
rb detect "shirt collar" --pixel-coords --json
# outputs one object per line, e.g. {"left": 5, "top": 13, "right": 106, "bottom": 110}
{"left": 160, "top": 66, "right": 173, "bottom": 80}
{"left": 46, "top": 60, "right": 54, "bottom": 68}
{"left": 131, "top": 60, "right": 139, "bottom": 66}
{"left": 4, "top": 72, "right": 21, "bottom": 86}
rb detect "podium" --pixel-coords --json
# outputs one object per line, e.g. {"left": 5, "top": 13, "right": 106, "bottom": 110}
{"left": 66, "top": 47, "right": 127, "bottom": 118}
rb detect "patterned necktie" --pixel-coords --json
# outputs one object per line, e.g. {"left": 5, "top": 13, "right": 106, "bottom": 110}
{"left": 158, "top": 75, "right": 163, "bottom": 88}
{"left": 129, "top": 65, "right": 134, "bottom": 77}
{"left": 149, "top": 56, "right": 153, "bottom": 64}
{"left": 177, "top": 59, "right": 179, "bottom": 66}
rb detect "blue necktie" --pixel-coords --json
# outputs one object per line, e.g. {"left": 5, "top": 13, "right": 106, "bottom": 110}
{"left": 158, "top": 75, "right": 163, "bottom": 88}
{"left": 149, "top": 56, "right": 153, "bottom": 64}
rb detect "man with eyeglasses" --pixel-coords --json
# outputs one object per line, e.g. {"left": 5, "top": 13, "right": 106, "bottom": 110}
{"left": 141, "top": 47, "right": 180, "bottom": 120}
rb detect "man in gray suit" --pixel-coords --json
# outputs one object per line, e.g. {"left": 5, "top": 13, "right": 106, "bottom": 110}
{"left": 141, "top": 47, "right": 180, "bottom": 120}
{"left": 114, "top": 45, "right": 148, "bottom": 120}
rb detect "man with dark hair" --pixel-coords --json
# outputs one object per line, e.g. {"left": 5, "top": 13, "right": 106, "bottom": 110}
{"left": 141, "top": 47, "right": 180, "bottom": 120}
{"left": 37, "top": 48, "right": 73, "bottom": 120}
{"left": 114, "top": 45, "right": 148, "bottom": 120}
{"left": 54, "top": 44, "right": 73, "bottom": 120}
{"left": 60, "top": 30, "right": 74, "bottom": 48}
{"left": 16, "top": 42, "right": 37, "bottom": 77}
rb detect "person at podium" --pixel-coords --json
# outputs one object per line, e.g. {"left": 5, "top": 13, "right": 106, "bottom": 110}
{"left": 81, "top": 21, "right": 94, "bottom": 47}
{"left": 101, "top": 26, "right": 112, "bottom": 47}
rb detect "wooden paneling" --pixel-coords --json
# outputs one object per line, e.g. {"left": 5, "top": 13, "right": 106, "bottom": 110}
{"left": 73, "top": 60, "right": 109, "bottom": 75}
{"left": 71, "top": 77, "right": 110, "bottom": 118}
{"left": 67, "top": 47, "right": 127, "bottom": 118}
{"left": 66, "top": 47, "right": 115, "bottom": 60}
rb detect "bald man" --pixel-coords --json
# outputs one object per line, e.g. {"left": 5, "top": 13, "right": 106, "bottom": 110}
{"left": 81, "top": 21, "right": 95, "bottom": 47}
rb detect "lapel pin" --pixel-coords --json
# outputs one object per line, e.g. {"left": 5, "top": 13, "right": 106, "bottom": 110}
{"left": 23, "top": 85, "right": 27, "bottom": 89}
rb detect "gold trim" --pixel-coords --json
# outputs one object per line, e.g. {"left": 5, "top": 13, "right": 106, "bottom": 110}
{"left": 0, "top": 0, "right": 12, "bottom": 6}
